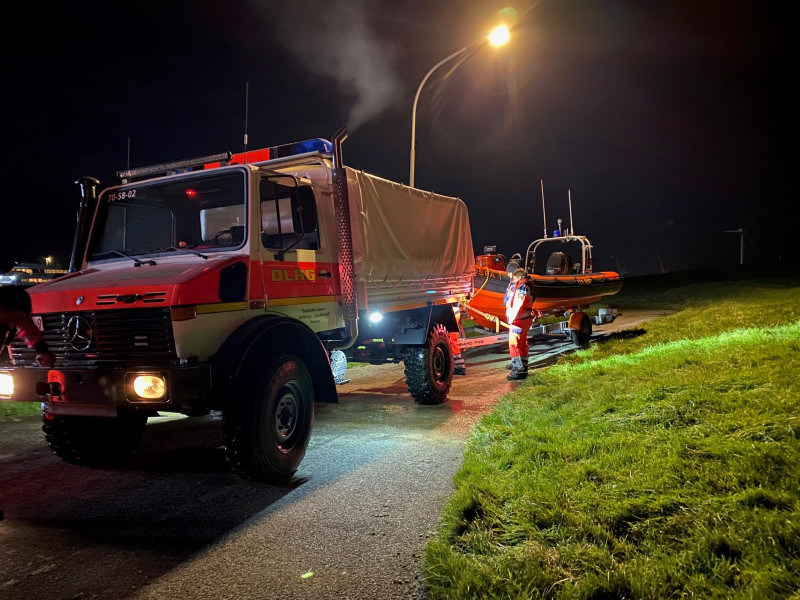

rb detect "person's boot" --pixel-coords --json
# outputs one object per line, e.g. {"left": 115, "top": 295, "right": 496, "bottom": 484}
{"left": 507, "top": 356, "right": 527, "bottom": 380}
{"left": 453, "top": 352, "right": 467, "bottom": 376}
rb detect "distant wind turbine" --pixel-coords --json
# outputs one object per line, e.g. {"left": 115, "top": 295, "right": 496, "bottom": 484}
{"left": 724, "top": 218, "right": 756, "bottom": 265}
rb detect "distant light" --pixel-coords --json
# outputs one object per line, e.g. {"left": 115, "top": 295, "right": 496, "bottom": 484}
{"left": 488, "top": 25, "right": 510, "bottom": 47}
{"left": 44, "top": 256, "right": 53, "bottom": 265}
{"left": 368, "top": 311, "right": 383, "bottom": 323}
{"left": 185, "top": 188, "right": 197, "bottom": 198}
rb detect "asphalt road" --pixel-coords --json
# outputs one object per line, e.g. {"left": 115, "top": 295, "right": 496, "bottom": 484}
{"left": 0, "top": 309, "right": 671, "bottom": 600}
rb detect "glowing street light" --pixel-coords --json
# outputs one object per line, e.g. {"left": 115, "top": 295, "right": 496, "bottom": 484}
{"left": 409, "top": 25, "right": 511, "bottom": 188}
{"left": 488, "top": 25, "right": 510, "bottom": 47}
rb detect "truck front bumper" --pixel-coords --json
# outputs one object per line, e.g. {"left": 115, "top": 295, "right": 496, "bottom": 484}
{"left": 0, "top": 365, "right": 212, "bottom": 417}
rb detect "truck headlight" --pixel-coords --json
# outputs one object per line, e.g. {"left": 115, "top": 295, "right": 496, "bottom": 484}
{"left": 0, "top": 372, "right": 13, "bottom": 397}
{"left": 130, "top": 374, "right": 167, "bottom": 401}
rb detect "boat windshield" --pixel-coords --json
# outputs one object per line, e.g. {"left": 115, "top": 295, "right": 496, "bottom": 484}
{"left": 87, "top": 171, "right": 247, "bottom": 262}
{"left": 526, "top": 236, "right": 590, "bottom": 276}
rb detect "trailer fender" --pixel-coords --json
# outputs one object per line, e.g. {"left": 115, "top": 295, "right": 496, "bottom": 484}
{"left": 565, "top": 311, "right": 592, "bottom": 346}
{"left": 209, "top": 314, "right": 337, "bottom": 405}
{"left": 566, "top": 311, "right": 587, "bottom": 331}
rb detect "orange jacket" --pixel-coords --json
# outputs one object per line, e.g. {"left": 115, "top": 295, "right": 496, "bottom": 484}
{"left": 504, "top": 279, "right": 533, "bottom": 323}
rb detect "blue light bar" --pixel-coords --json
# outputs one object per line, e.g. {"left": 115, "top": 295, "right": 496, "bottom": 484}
{"left": 271, "top": 138, "right": 333, "bottom": 158}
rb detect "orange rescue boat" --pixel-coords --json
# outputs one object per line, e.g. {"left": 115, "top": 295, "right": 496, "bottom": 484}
{"left": 466, "top": 235, "right": 623, "bottom": 335}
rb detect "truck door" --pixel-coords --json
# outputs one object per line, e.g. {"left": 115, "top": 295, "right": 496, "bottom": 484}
{"left": 257, "top": 176, "right": 339, "bottom": 328}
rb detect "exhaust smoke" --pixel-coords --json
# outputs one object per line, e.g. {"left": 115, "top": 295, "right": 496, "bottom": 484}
{"left": 271, "top": 0, "right": 402, "bottom": 132}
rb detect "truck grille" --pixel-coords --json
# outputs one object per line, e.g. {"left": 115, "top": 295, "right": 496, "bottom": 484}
{"left": 10, "top": 307, "right": 177, "bottom": 368}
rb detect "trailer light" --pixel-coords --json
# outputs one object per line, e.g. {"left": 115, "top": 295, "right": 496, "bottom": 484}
{"left": 131, "top": 375, "right": 167, "bottom": 400}
{"left": 0, "top": 372, "right": 13, "bottom": 397}
{"left": 368, "top": 311, "right": 383, "bottom": 323}
{"left": 171, "top": 305, "right": 197, "bottom": 321}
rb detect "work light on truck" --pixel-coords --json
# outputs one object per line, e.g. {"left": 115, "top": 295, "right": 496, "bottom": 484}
{"left": 128, "top": 374, "right": 167, "bottom": 401}
{"left": 0, "top": 372, "right": 13, "bottom": 398}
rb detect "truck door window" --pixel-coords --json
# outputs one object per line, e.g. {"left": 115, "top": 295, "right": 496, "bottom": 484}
{"left": 260, "top": 181, "right": 319, "bottom": 250}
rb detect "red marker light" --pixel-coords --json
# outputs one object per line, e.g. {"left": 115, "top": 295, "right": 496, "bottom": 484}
{"left": 185, "top": 188, "right": 197, "bottom": 198}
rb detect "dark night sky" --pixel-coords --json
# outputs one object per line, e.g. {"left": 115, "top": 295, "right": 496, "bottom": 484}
{"left": 2, "top": 0, "right": 790, "bottom": 277}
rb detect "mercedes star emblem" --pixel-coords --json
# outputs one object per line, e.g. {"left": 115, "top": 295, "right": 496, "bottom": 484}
{"left": 66, "top": 315, "right": 93, "bottom": 351}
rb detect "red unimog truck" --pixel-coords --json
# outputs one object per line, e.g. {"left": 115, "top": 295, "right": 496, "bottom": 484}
{"left": 0, "top": 129, "right": 474, "bottom": 481}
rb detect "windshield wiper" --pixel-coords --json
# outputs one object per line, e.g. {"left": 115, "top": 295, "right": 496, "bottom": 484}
{"left": 109, "top": 250, "right": 156, "bottom": 267}
{"left": 160, "top": 246, "right": 209, "bottom": 259}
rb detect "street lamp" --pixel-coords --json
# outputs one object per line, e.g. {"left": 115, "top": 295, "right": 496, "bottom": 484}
{"left": 409, "top": 25, "right": 510, "bottom": 188}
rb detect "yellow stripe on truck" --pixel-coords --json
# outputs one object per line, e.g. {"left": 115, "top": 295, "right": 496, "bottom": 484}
{"left": 268, "top": 295, "right": 338, "bottom": 306}
{"left": 195, "top": 302, "right": 248, "bottom": 315}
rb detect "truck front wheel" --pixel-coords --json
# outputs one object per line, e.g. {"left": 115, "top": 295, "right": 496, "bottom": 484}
{"left": 41, "top": 406, "right": 148, "bottom": 466}
{"left": 404, "top": 323, "right": 453, "bottom": 405}
{"left": 223, "top": 356, "right": 314, "bottom": 482}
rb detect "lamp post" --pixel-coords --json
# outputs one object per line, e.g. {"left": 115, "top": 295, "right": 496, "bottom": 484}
{"left": 409, "top": 25, "right": 510, "bottom": 188}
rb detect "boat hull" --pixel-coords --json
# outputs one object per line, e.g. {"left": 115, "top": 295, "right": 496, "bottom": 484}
{"left": 468, "top": 266, "right": 623, "bottom": 329}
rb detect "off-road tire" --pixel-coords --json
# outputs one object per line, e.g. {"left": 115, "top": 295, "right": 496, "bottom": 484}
{"left": 569, "top": 313, "right": 593, "bottom": 346}
{"left": 404, "top": 324, "right": 453, "bottom": 405}
{"left": 41, "top": 406, "right": 148, "bottom": 466}
{"left": 223, "top": 356, "right": 314, "bottom": 482}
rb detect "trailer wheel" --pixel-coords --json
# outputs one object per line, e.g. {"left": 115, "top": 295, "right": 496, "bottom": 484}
{"left": 404, "top": 324, "right": 453, "bottom": 405}
{"left": 569, "top": 313, "right": 593, "bottom": 347}
{"left": 41, "top": 406, "right": 147, "bottom": 466}
{"left": 223, "top": 356, "right": 314, "bottom": 482}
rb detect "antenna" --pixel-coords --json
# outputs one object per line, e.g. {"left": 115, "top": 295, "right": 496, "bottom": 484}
{"left": 126, "top": 136, "right": 131, "bottom": 170}
{"left": 243, "top": 81, "right": 250, "bottom": 158}
{"left": 540, "top": 179, "right": 547, "bottom": 238}
{"left": 568, "top": 188, "right": 574, "bottom": 235}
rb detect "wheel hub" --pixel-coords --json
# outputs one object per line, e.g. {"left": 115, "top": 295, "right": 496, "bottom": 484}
{"left": 432, "top": 346, "right": 445, "bottom": 381}
{"left": 275, "top": 391, "right": 298, "bottom": 441}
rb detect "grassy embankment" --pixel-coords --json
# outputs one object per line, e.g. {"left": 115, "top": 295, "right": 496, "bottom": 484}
{"left": 0, "top": 392, "right": 40, "bottom": 419}
{"left": 424, "top": 272, "right": 800, "bottom": 599}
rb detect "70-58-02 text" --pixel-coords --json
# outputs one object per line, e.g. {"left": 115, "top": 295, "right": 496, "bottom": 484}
{"left": 107, "top": 189, "right": 137, "bottom": 202}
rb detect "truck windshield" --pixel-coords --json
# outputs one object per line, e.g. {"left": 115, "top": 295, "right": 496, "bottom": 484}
{"left": 88, "top": 171, "right": 247, "bottom": 261}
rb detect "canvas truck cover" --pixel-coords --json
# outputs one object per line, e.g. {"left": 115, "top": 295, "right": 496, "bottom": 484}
{"left": 346, "top": 169, "right": 475, "bottom": 284}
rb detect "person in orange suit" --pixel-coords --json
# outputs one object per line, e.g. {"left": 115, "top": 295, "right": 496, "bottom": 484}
{"left": 450, "top": 303, "right": 466, "bottom": 376}
{"left": 0, "top": 286, "right": 55, "bottom": 521}
{"left": 503, "top": 268, "right": 533, "bottom": 380}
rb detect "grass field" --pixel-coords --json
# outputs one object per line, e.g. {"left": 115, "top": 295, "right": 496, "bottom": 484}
{"left": 423, "top": 272, "right": 800, "bottom": 599}
{"left": 0, "top": 396, "right": 39, "bottom": 419}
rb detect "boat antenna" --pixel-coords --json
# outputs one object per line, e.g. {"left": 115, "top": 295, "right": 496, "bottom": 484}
{"left": 540, "top": 179, "right": 548, "bottom": 238}
{"left": 243, "top": 81, "right": 250, "bottom": 160}
{"left": 568, "top": 188, "right": 574, "bottom": 235}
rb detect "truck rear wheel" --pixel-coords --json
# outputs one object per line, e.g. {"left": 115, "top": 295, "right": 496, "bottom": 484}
{"left": 404, "top": 323, "right": 453, "bottom": 405}
{"left": 41, "top": 406, "right": 148, "bottom": 466}
{"left": 223, "top": 356, "right": 314, "bottom": 482}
